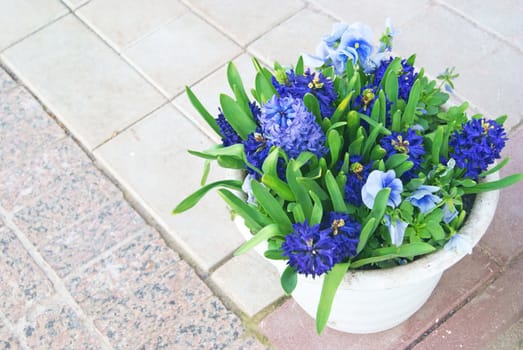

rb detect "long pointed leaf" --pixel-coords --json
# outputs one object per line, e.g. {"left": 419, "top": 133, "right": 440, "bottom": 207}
{"left": 463, "top": 174, "right": 523, "bottom": 194}
{"left": 218, "top": 189, "right": 272, "bottom": 231}
{"left": 281, "top": 266, "right": 298, "bottom": 294}
{"left": 316, "top": 262, "right": 350, "bottom": 334}
{"left": 251, "top": 180, "right": 293, "bottom": 232}
{"left": 325, "top": 170, "right": 346, "bottom": 212}
{"left": 219, "top": 94, "right": 257, "bottom": 139}
{"left": 185, "top": 86, "right": 221, "bottom": 136}
{"left": 234, "top": 223, "right": 282, "bottom": 255}
{"left": 172, "top": 180, "right": 243, "bottom": 214}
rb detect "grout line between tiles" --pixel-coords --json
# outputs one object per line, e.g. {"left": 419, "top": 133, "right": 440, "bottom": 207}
{"left": 0, "top": 207, "right": 116, "bottom": 350}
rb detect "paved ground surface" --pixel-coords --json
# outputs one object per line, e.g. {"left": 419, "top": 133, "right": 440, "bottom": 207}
{"left": 0, "top": 0, "right": 522, "bottom": 349}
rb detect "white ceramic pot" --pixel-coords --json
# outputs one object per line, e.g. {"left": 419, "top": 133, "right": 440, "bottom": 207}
{"left": 235, "top": 172, "right": 500, "bottom": 334}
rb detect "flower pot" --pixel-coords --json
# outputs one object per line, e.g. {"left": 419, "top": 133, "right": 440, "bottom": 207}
{"left": 235, "top": 172, "right": 500, "bottom": 334}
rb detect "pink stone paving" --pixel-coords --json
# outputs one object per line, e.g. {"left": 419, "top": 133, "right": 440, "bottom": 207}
{"left": 0, "top": 65, "right": 263, "bottom": 349}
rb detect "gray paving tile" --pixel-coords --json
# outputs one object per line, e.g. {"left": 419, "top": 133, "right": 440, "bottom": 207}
{"left": 452, "top": 45, "right": 523, "bottom": 131}
{"left": 77, "top": 0, "right": 188, "bottom": 51}
{"left": 211, "top": 250, "right": 284, "bottom": 317}
{"left": 441, "top": 0, "right": 523, "bottom": 48}
{"left": 94, "top": 104, "right": 245, "bottom": 272}
{"left": 392, "top": 4, "right": 501, "bottom": 77}
{"left": 0, "top": 87, "right": 65, "bottom": 174}
{"left": 1, "top": 14, "right": 166, "bottom": 150}
{"left": 0, "top": 318, "right": 21, "bottom": 350}
{"left": 124, "top": 12, "right": 241, "bottom": 98}
{"left": 0, "top": 0, "right": 68, "bottom": 50}
{"left": 186, "top": 0, "right": 304, "bottom": 46}
{"left": 248, "top": 8, "right": 334, "bottom": 67}
{"left": 310, "top": 0, "right": 431, "bottom": 30}
{"left": 61, "top": 0, "right": 90, "bottom": 10}
{"left": 0, "top": 227, "right": 54, "bottom": 323}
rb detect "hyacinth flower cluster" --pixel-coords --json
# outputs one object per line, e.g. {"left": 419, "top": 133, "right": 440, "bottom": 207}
{"left": 174, "top": 20, "right": 523, "bottom": 333}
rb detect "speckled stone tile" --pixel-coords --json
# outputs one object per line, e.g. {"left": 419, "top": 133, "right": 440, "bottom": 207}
{"left": 0, "top": 137, "right": 91, "bottom": 213}
{"left": 39, "top": 198, "right": 148, "bottom": 277}
{"left": 0, "top": 67, "right": 17, "bottom": 94}
{"left": 0, "top": 87, "right": 65, "bottom": 173}
{"left": 66, "top": 230, "right": 180, "bottom": 309}
{"left": 227, "top": 336, "right": 269, "bottom": 350}
{"left": 0, "top": 228, "right": 54, "bottom": 323}
{"left": 66, "top": 232, "right": 244, "bottom": 349}
{"left": 0, "top": 318, "right": 21, "bottom": 350}
{"left": 22, "top": 299, "right": 104, "bottom": 350}
{"left": 12, "top": 162, "right": 121, "bottom": 245}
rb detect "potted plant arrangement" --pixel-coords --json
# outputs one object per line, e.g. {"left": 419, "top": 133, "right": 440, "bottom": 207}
{"left": 173, "top": 21, "right": 523, "bottom": 334}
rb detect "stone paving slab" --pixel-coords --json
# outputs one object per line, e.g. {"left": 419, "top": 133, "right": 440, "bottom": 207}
{"left": 185, "top": 0, "right": 305, "bottom": 46}
{"left": 93, "top": 103, "right": 245, "bottom": 273}
{"left": 0, "top": 67, "right": 264, "bottom": 349}
{"left": 0, "top": 0, "right": 68, "bottom": 51}
{"left": 77, "top": 0, "right": 188, "bottom": 52}
{"left": 414, "top": 256, "right": 523, "bottom": 349}
{"left": 0, "top": 86, "right": 66, "bottom": 173}
{"left": 0, "top": 66, "right": 17, "bottom": 93}
{"left": 123, "top": 11, "right": 241, "bottom": 99}
{"left": 259, "top": 248, "right": 499, "bottom": 349}
{"left": 1, "top": 14, "right": 166, "bottom": 150}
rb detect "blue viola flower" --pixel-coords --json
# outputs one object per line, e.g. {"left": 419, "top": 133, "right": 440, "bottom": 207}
{"left": 303, "top": 22, "right": 375, "bottom": 75}
{"left": 442, "top": 202, "right": 459, "bottom": 224}
{"left": 381, "top": 128, "right": 425, "bottom": 180}
{"left": 272, "top": 69, "right": 337, "bottom": 117}
{"left": 344, "top": 156, "right": 373, "bottom": 206}
{"left": 444, "top": 234, "right": 473, "bottom": 254}
{"left": 449, "top": 118, "right": 507, "bottom": 180}
{"left": 407, "top": 185, "right": 442, "bottom": 214}
{"left": 384, "top": 215, "right": 408, "bottom": 247}
{"left": 361, "top": 170, "right": 403, "bottom": 209}
{"left": 260, "top": 96, "right": 327, "bottom": 159}
{"left": 282, "top": 221, "right": 337, "bottom": 278}
{"left": 322, "top": 212, "right": 361, "bottom": 263}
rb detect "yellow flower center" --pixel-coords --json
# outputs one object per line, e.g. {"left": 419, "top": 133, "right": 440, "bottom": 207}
{"left": 391, "top": 135, "right": 410, "bottom": 154}
{"left": 307, "top": 72, "right": 324, "bottom": 89}
{"left": 331, "top": 219, "right": 345, "bottom": 235}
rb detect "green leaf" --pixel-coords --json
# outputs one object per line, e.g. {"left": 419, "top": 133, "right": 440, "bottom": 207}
{"left": 362, "top": 123, "right": 383, "bottom": 160}
{"left": 235, "top": 224, "right": 282, "bottom": 255}
{"left": 348, "top": 135, "right": 364, "bottom": 155}
{"left": 200, "top": 159, "right": 211, "bottom": 186}
{"left": 261, "top": 174, "right": 295, "bottom": 201}
{"left": 351, "top": 243, "right": 436, "bottom": 268}
{"left": 394, "top": 161, "right": 414, "bottom": 177}
{"left": 219, "top": 94, "right": 257, "bottom": 139}
{"left": 325, "top": 170, "right": 346, "bottom": 212}
{"left": 297, "top": 177, "right": 329, "bottom": 201}
{"left": 357, "top": 188, "right": 391, "bottom": 253}
{"left": 255, "top": 72, "right": 277, "bottom": 104}
{"left": 391, "top": 110, "right": 402, "bottom": 132}
{"left": 289, "top": 203, "right": 306, "bottom": 223}
{"left": 227, "top": 62, "right": 250, "bottom": 108}
{"left": 304, "top": 93, "right": 322, "bottom": 119}
{"left": 217, "top": 156, "right": 245, "bottom": 169}
{"left": 432, "top": 126, "right": 444, "bottom": 164}
{"left": 327, "top": 129, "right": 342, "bottom": 168}
{"left": 463, "top": 174, "right": 523, "bottom": 194}
{"left": 316, "top": 262, "right": 350, "bottom": 334}
{"left": 480, "top": 157, "right": 510, "bottom": 177}
{"left": 264, "top": 249, "right": 285, "bottom": 260}
{"left": 402, "top": 79, "right": 421, "bottom": 127}
{"left": 173, "top": 180, "right": 243, "bottom": 214}
{"left": 281, "top": 266, "right": 298, "bottom": 294}
{"left": 251, "top": 180, "right": 293, "bottom": 232}
{"left": 218, "top": 189, "right": 272, "bottom": 232}
{"left": 295, "top": 56, "right": 304, "bottom": 75}
{"left": 369, "top": 145, "right": 387, "bottom": 161}
{"left": 330, "top": 93, "right": 352, "bottom": 124}
{"left": 287, "top": 160, "right": 312, "bottom": 219}
{"left": 309, "top": 190, "right": 324, "bottom": 226}
{"left": 347, "top": 111, "right": 361, "bottom": 141}
{"left": 384, "top": 70, "right": 399, "bottom": 105}
{"left": 385, "top": 154, "right": 409, "bottom": 170}
{"left": 496, "top": 115, "right": 508, "bottom": 125}
{"left": 185, "top": 86, "right": 221, "bottom": 136}
{"left": 358, "top": 113, "right": 392, "bottom": 135}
